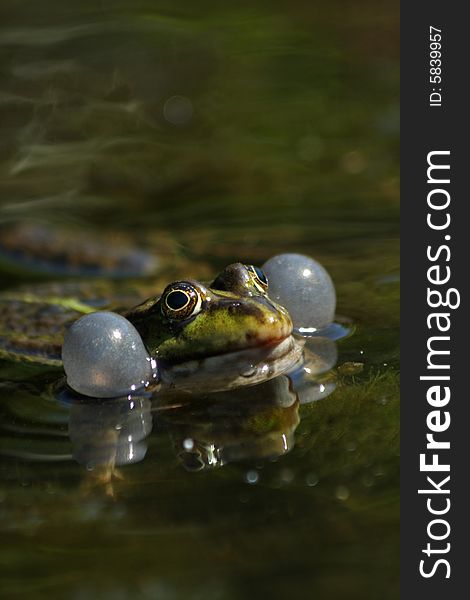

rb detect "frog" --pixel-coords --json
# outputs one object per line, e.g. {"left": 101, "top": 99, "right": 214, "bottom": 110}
{"left": 0, "top": 223, "right": 303, "bottom": 392}
{"left": 125, "top": 262, "right": 302, "bottom": 390}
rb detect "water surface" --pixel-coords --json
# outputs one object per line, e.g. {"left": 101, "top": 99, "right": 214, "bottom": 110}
{"left": 0, "top": 2, "right": 399, "bottom": 598}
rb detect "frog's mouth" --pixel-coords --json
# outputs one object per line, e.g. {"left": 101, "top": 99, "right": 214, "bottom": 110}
{"left": 158, "top": 334, "right": 304, "bottom": 393}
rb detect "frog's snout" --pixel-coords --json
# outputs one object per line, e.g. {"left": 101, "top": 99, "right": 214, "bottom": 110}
{"left": 220, "top": 295, "right": 293, "bottom": 347}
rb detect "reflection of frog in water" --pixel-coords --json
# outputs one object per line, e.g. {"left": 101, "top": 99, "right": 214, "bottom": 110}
{"left": 65, "top": 337, "right": 336, "bottom": 496}
{"left": 66, "top": 379, "right": 299, "bottom": 494}
{"left": 161, "top": 375, "right": 300, "bottom": 472}
{"left": 68, "top": 397, "right": 152, "bottom": 497}
{"left": 0, "top": 330, "right": 337, "bottom": 497}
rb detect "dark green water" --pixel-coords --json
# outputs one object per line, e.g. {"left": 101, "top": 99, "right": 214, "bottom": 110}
{"left": 0, "top": 1, "right": 399, "bottom": 599}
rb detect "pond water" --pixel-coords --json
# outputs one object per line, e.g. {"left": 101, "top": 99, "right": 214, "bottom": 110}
{"left": 0, "top": 1, "right": 399, "bottom": 599}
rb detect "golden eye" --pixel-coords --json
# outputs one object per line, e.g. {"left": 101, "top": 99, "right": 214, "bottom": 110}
{"left": 161, "top": 282, "right": 203, "bottom": 320}
{"left": 245, "top": 265, "right": 269, "bottom": 294}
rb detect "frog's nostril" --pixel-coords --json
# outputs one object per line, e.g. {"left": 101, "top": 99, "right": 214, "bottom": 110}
{"left": 227, "top": 302, "right": 242, "bottom": 316}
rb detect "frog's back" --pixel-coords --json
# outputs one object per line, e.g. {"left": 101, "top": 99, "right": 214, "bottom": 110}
{"left": 0, "top": 275, "right": 181, "bottom": 364}
{"left": 1, "top": 300, "right": 74, "bottom": 365}
{"left": 1, "top": 283, "right": 109, "bottom": 365}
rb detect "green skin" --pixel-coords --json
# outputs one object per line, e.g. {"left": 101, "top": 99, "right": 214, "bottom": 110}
{"left": 125, "top": 263, "right": 293, "bottom": 365}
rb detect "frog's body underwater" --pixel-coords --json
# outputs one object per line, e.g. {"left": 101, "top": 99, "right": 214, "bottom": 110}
{"left": 0, "top": 224, "right": 303, "bottom": 392}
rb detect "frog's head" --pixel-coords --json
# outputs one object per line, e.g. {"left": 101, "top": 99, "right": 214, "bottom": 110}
{"left": 126, "top": 263, "right": 294, "bottom": 368}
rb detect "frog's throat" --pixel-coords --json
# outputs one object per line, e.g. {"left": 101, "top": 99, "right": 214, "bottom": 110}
{"left": 158, "top": 335, "right": 304, "bottom": 393}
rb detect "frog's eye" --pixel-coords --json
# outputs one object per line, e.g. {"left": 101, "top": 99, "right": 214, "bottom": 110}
{"left": 161, "top": 282, "right": 203, "bottom": 320}
{"left": 245, "top": 265, "right": 269, "bottom": 294}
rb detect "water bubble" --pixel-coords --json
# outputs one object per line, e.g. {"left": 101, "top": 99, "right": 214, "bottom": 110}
{"left": 260, "top": 363, "right": 270, "bottom": 376}
{"left": 239, "top": 364, "right": 257, "bottom": 378}
{"left": 373, "top": 465, "right": 385, "bottom": 477}
{"left": 183, "top": 438, "right": 194, "bottom": 451}
{"left": 245, "top": 470, "right": 259, "bottom": 484}
{"left": 163, "top": 95, "right": 193, "bottom": 125}
{"left": 305, "top": 473, "right": 319, "bottom": 487}
{"left": 280, "top": 468, "right": 294, "bottom": 484}
{"left": 296, "top": 379, "right": 337, "bottom": 405}
{"left": 335, "top": 485, "right": 350, "bottom": 501}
